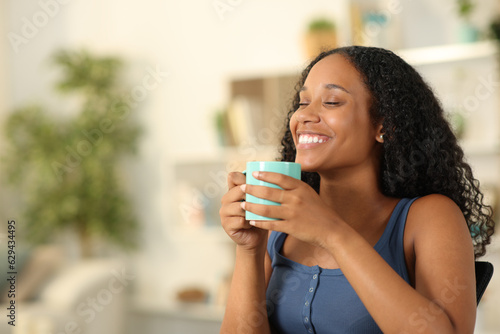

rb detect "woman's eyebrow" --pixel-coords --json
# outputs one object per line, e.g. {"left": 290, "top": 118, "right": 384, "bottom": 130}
{"left": 300, "top": 83, "right": 351, "bottom": 94}
{"left": 324, "top": 83, "right": 350, "bottom": 94}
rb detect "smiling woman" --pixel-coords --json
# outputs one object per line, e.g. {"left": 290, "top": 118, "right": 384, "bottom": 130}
{"left": 291, "top": 54, "right": 378, "bottom": 175}
{"left": 219, "top": 46, "right": 495, "bottom": 334}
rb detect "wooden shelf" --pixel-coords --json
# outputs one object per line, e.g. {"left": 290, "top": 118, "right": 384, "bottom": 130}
{"left": 228, "top": 41, "right": 498, "bottom": 81}
{"left": 396, "top": 41, "right": 497, "bottom": 66}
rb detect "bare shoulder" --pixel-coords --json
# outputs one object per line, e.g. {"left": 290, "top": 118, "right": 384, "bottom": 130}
{"left": 404, "top": 194, "right": 473, "bottom": 269}
{"left": 406, "top": 194, "right": 468, "bottom": 237}
{"left": 411, "top": 194, "right": 463, "bottom": 216}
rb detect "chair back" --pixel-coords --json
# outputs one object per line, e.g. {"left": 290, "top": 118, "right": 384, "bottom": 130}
{"left": 475, "top": 261, "right": 494, "bottom": 305}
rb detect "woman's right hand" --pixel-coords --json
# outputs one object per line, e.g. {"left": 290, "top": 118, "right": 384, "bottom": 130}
{"left": 220, "top": 171, "right": 268, "bottom": 252}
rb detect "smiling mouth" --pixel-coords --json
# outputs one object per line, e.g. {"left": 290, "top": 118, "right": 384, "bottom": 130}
{"left": 298, "top": 134, "right": 331, "bottom": 144}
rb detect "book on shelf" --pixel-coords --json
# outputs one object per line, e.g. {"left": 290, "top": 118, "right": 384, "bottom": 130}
{"left": 225, "top": 96, "right": 262, "bottom": 146}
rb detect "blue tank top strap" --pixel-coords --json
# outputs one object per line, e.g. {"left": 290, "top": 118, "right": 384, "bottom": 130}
{"left": 374, "top": 197, "right": 419, "bottom": 284}
{"left": 394, "top": 197, "right": 419, "bottom": 245}
{"left": 375, "top": 197, "right": 419, "bottom": 248}
{"left": 395, "top": 197, "right": 419, "bottom": 280}
{"left": 267, "top": 230, "right": 281, "bottom": 262}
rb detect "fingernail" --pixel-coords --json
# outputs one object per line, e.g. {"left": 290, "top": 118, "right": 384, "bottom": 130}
{"left": 240, "top": 201, "right": 246, "bottom": 210}
{"left": 252, "top": 171, "right": 259, "bottom": 178}
{"left": 240, "top": 184, "right": 246, "bottom": 192}
{"left": 249, "top": 220, "right": 256, "bottom": 226}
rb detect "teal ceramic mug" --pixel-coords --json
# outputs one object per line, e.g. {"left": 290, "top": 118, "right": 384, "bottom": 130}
{"left": 243, "top": 161, "right": 301, "bottom": 221}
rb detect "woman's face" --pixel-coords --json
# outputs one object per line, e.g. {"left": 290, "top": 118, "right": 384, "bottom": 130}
{"left": 290, "top": 54, "right": 383, "bottom": 174}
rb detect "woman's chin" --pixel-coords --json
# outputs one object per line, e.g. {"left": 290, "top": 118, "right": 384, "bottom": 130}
{"left": 294, "top": 160, "right": 318, "bottom": 173}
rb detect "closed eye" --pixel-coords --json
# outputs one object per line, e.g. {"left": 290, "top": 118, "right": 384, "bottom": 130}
{"left": 324, "top": 102, "right": 340, "bottom": 106}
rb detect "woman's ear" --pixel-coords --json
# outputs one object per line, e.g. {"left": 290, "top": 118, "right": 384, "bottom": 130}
{"left": 375, "top": 124, "right": 384, "bottom": 143}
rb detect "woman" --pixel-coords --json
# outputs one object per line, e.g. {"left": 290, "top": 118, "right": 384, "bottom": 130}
{"left": 219, "top": 46, "right": 495, "bottom": 333}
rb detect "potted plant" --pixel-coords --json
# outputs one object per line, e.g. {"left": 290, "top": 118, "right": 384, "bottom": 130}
{"left": 456, "top": 0, "right": 478, "bottom": 43}
{"left": 489, "top": 16, "right": 500, "bottom": 43}
{"left": 304, "top": 18, "right": 337, "bottom": 59}
{"left": 2, "top": 50, "right": 142, "bottom": 257}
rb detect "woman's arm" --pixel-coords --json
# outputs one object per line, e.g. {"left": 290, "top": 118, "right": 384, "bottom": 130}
{"left": 219, "top": 172, "right": 274, "bottom": 333}
{"left": 325, "top": 194, "right": 476, "bottom": 333}
{"left": 220, "top": 246, "right": 273, "bottom": 334}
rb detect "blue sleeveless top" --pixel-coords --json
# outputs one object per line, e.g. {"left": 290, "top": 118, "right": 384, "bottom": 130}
{"left": 266, "top": 197, "right": 418, "bottom": 334}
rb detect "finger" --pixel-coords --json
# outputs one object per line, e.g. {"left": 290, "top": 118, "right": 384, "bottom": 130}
{"left": 242, "top": 201, "right": 287, "bottom": 221}
{"left": 243, "top": 184, "right": 286, "bottom": 204}
{"left": 222, "top": 217, "right": 256, "bottom": 237}
{"left": 252, "top": 171, "right": 299, "bottom": 190}
{"left": 228, "top": 171, "right": 246, "bottom": 188}
{"left": 249, "top": 219, "right": 285, "bottom": 232}
{"left": 221, "top": 182, "right": 246, "bottom": 204}
{"left": 220, "top": 201, "right": 246, "bottom": 217}
{"left": 224, "top": 216, "right": 252, "bottom": 231}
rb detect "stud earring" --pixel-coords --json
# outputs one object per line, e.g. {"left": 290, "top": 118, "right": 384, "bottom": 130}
{"left": 379, "top": 135, "right": 383, "bottom": 139}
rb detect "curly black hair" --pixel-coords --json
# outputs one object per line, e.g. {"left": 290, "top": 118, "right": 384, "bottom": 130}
{"left": 279, "top": 46, "right": 495, "bottom": 257}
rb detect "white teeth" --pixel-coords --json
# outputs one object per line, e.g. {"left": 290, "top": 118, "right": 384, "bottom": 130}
{"left": 298, "top": 134, "right": 327, "bottom": 144}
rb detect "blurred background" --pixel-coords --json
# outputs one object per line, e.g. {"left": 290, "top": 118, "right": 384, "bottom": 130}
{"left": 1, "top": 0, "right": 500, "bottom": 333}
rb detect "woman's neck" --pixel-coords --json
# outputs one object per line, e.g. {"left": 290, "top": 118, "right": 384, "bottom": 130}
{"left": 318, "top": 167, "right": 398, "bottom": 232}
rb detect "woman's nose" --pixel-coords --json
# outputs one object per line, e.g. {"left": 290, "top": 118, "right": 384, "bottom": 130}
{"left": 294, "top": 103, "right": 320, "bottom": 124}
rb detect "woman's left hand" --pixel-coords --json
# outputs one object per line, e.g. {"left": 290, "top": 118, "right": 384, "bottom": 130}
{"left": 241, "top": 171, "right": 338, "bottom": 248}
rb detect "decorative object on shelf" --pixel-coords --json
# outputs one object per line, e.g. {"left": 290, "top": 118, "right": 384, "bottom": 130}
{"left": 488, "top": 17, "right": 500, "bottom": 87}
{"left": 456, "top": 0, "right": 479, "bottom": 43}
{"left": 361, "top": 11, "right": 389, "bottom": 47}
{"left": 176, "top": 286, "right": 209, "bottom": 303}
{"left": 457, "top": 0, "right": 475, "bottom": 19}
{"left": 213, "top": 107, "right": 233, "bottom": 146}
{"left": 2, "top": 50, "right": 142, "bottom": 257}
{"left": 226, "top": 96, "right": 259, "bottom": 146}
{"left": 349, "top": 2, "right": 402, "bottom": 50}
{"left": 489, "top": 16, "right": 500, "bottom": 44}
{"left": 177, "top": 182, "right": 208, "bottom": 228}
{"left": 303, "top": 18, "right": 337, "bottom": 59}
{"left": 214, "top": 97, "right": 262, "bottom": 147}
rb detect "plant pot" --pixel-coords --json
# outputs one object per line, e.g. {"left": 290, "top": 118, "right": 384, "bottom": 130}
{"left": 458, "top": 21, "right": 479, "bottom": 43}
{"left": 304, "top": 30, "right": 337, "bottom": 59}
